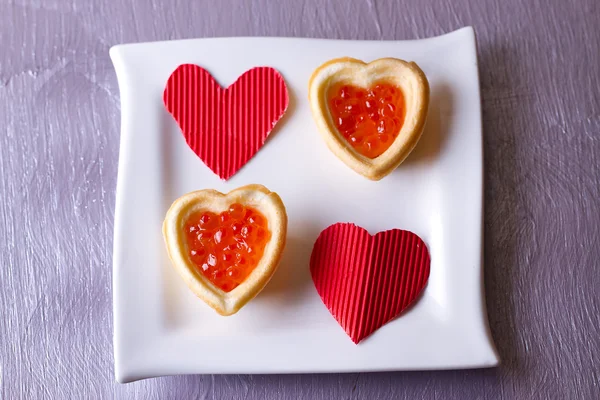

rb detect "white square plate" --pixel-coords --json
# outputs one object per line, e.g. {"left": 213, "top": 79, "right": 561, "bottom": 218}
{"left": 110, "top": 27, "right": 499, "bottom": 383}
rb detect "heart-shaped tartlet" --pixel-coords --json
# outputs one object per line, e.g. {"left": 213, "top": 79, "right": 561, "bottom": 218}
{"left": 310, "top": 223, "right": 430, "bottom": 343}
{"left": 164, "top": 65, "right": 289, "bottom": 180}
{"left": 163, "top": 184, "right": 287, "bottom": 315}
{"left": 309, "top": 58, "right": 429, "bottom": 180}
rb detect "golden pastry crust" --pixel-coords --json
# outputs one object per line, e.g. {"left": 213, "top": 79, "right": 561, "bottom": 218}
{"left": 309, "top": 57, "right": 430, "bottom": 180}
{"left": 162, "top": 184, "right": 287, "bottom": 316}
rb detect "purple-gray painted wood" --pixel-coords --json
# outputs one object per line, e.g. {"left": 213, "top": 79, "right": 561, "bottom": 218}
{"left": 1, "top": 0, "right": 599, "bottom": 398}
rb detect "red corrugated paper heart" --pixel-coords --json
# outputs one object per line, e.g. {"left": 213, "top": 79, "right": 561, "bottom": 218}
{"left": 310, "top": 223, "right": 430, "bottom": 343}
{"left": 163, "top": 65, "right": 289, "bottom": 180}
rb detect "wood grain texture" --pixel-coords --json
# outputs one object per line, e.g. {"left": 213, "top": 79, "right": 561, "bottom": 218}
{"left": 1, "top": 0, "right": 599, "bottom": 398}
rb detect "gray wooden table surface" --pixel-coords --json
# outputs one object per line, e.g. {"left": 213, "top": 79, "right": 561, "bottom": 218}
{"left": 1, "top": 0, "right": 599, "bottom": 398}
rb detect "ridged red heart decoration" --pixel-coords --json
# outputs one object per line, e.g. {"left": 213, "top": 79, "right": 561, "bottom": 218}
{"left": 310, "top": 223, "right": 430, "bottom": 343}
{"left": 163, "top": 64, "right": 289, "bottom": 180}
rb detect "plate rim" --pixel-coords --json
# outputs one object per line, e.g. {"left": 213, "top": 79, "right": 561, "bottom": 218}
{"left": 110, "top": 26, "right": 499, "bottom": 384}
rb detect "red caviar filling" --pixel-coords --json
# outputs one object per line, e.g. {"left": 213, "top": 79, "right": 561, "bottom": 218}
{"left": 184, "top": 203, "right": 271, "bottom": 292}
{"left": 328, "top": 82, "right": 405, "bottom": 158}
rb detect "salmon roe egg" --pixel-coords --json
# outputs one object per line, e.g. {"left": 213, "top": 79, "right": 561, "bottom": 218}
{"left": 328, "top": 82, "right": 405, "bottom": 158}
{"left": 184, "top": 203, "right": 271, "bottom": 292}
